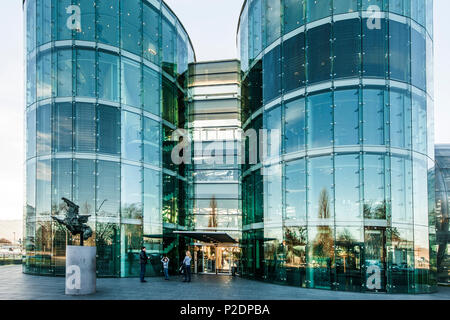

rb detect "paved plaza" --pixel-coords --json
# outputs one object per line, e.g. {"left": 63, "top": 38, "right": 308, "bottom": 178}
{"left": 0, "top": 265, "right": 449, "bottom": 300}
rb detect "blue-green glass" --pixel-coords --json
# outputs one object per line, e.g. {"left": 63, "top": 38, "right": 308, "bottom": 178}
{"left": 121, "top": 164, "right": 143, "bottom": 220}
{"left": 143, "top": 116, "right": 160, "bottom": 166}
{"left": 285, "top": 97, "right": 306, "bottom": 153}
{"left": 425, "top": 0, "right": 433, "bottom": 37}
{"left": 143, "top": 2, "right": 160, "bottom": 64}
{"left": 264, "top": 105, "right": 281, "bottom": 158}
{"left": 56, "top": 0, "right": 73, "bottom": 41}
{"left": 97, "top": 160, "right": 120, "bottom": 217}
{"left": 143, "top": 66, "right": 160, "bottom": 115}
{"left": 36, "top": 104, "right": 51, "bottom": 156}
{"left": 120, "top": 0, "right": 142, "bottom": 56}
{"left": 121, "top": 58, "right": 141, "bottom": 108}
{"left": 363, "top": 154, "right": 386, "bottom": 219}
{"left": 36, "top": 159, "right": 51, "bottom": 216}
{"left": 27, "top": 56, "right": 36, "bottom": 105}
{"left": 264, "top": 164, "right": 283, "bottom": 223}
{"left": 97, "top": 0, "right": 119, "bottom": 46}
{"left": 120, "top": 224, "right": 143, "bottom": 277}
{"left": 73, "top": 159, "right": 96, "bottom": 215}
{"left": 362, "top": 89, "right": 385, "bottom": 146}
{"left": 333, "top": 19, "right": 361, "bottom": 79}
{"left": 162, "top": 18, "right": 176, "bottom": 76}
{"left": 307, "top": 155, "right": 334, "bottom": 221}
{"left": 335, "top": 227, "right": 363, "bottom": 292}
{"left": 335, "top": 154, "right": 361, "bottom": 222}
{"left": 51, "top": 159, "right": 72, "bottom": 215}
{"left": 306, "top": 0, "right": 332, "bottom": 22}
{"left": 362, "top": 17, "right": 387, "bottom": 78}
{"left": 37, "top": 50, "right": 52, "bottom": 100}
{"left": 411, "top": 92, "right": 427, "bottom": 154}
{"left": 97, "top": 105, "right": 120, "bottom": 155}
{"left": 389, "top": 0, "right": 410, "bottom": 16}
{"left": 283, "top": 0, "right": 305, "bottom": 34}
{"left": 263, "top": 0, "right": 281, "bottom": 46}
{"left": 36, "top": 0, "right": 52, "bottom": 46}
{"left": 76, "top": 49, "right": 96, "bottom": 98}
{"left": 122, "top": 111, "right": 142, "bottom": 161}
{"left": 334, "top": 0, "right": 359, "bottom": 14}
{"left": 285, "top": 159, "right": 307, "bottom": 222}
{"left": 282, "top": 32, "right": 306, "bottom": 92}
{"left": 249, "top": 0, "right": 263, "bottom": 60}
{"left": 307, "top": 24, "right": 331, "bottom": 84}
{"left": 74, "top": 0, "right": 95, "bottom": 41}
{"left": 263, "top": 45, "right": 281, "bottom": 103}
{"left": 98, "top": 51, "right": 119, "bottom": 102}
{"left": 389, "top": 20, "right": 411, "bottom": 83}
{"left": 411, "top": 28, "right": 427, "bottom": 91}
{"left": 144, "top": 168, "right": 161, "bottom": 226}
{"left": 306, "top": 224, "right": 334, "bottom": 289}
{"left": 361, "top": 0, "right": 383, "bottom": 11}
{"left": 26, "top": 109, "right": 36, "bottom": 159}
{"left": 74, "top": 102, "right": 96, "bottom": 152}
{"left": 411, "top": 0, "right": 426, "bottom": 26}
{"left": 26, "top": 0, "right": 36, "bottom": 53}
{"left": 56, "top": 49, "right": 73, "bottom": 97}
{"left": 53, "top": 102, "right": 73, "bottom": 153}
{"left": 26, "top": 160, "right": 36, "bottom": 218}
{"left": 162, "top": 78, "right": 175, "bottom": 124}
{"left": 334, "top": 89, "right": 359, "bottom": 146}
{"left": 389, "top": 89, "right": 412, "bottom": 149}
{"left": 177, "top": 32, "right": 188, "bottom": 75}
{"left": 391, "top": 156, "right": 413, "bottom": 223}
{"left": 307, "top": 92, "right": 332, "bottom": 149}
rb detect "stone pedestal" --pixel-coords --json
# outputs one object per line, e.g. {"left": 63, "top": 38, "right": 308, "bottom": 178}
{"left": 65, "top": 245, "right": 96, "bottom": 295}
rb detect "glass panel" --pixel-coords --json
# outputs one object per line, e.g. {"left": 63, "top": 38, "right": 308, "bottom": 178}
{"left": 162, "top": 78, "right": 176, "bottom": 123}
{"left": 37, "top": 50, "right": 52, "bottom": 100}
{"left": 283, "top": 0, "right": 305, "bottom": 34}
{"left": 122, "top": 111, "right": 142, "bottom": 161}
{"left": 143, "top": 2, "right": 160, "bottom": 64}
{"left": 120, "top": 0, "right": 142, "bottom": 55}
{"left": 144, "top": 168, "right": 161, "bottom": 226}
{"left": 264, "top": 164, "right": 283, "bottom": 224}
{"left": 363, "top": 154, "right": 386, "bottom": 219}
{"left": 308, "top": 156, "right": 334, "bottom": 222}
{"left": 334, "top": 0, "right": 359, "bottom": 14}
{"left": 121, "top": 224, "right": 143, "bottom": 277}
{"left": 362, "top": 89, "right": 385, "bottom": 146}
{"left": 389, "top": 20, "right": 410, "bottom": 83}
{"left": 97, "top": 160, "right": 120, "bottom": 218}
{"left": 76, "top": 49, "right": 96, "bottom": 98}
{"left": 263, "top": 0, "right": 281, "bottom": 46}
{"left": 335, "top": 154, "right": 361, "bottom": 222}
{"left": 143, "top": 116, "right": 160, "bottom": 166}
{"left": 26, "top": 0, "right": 36, "bottom": 53}
{"left": 162, "top": 18, "right": 176, "bottom": 76}
{"left": 143, "top": 66, "right": 160, "bottom": 116}
{"left": 121, "top": 164, "right": 143, "bottom": 220}
{"left": 36, "top": 159, "right": 51, "bottom": 216}
{"left": 27, "top": 55, "right": 36, "bottom": 106}
{"left": 36, "top": 104, "right": 51, "bottom": 156}
{"left": 333, "top": 19, "right": 361, "bottom": 79}
{"left": 51, "top": 159, "right": 72, "bottom": 215}
{"left": 387, "top": 227, "right": 414, "bottom": 293}
{"left": 98, "top": 51, "right": 119, "bottom": 102}
{"left": 411, "top": 27, "right": 426, "bottom": 91}
{"left": 56, "top": 0, "right": 72, "bottom": 41}
{"left": 97, "top": 105, "right": 120, "bottom": 155}
{"left": 389, "top": 0, "right": 410, "bottom": 16}
{"left": 335, "top": 227, "right": 363, "bottom": 291}
{"left": 26, "top": 109, "right": 36, "bottom": 159}
{"left": 74, "top": 0, "right": 95, "bottom": 41}
{"left": 53, "top": 102, "right": 73, "bottom": 153}
{"left": 56, "top": 49, "right": 73, "bottom": 98}
{"left": 364, "top": 228, "right": 387, "bottom": 292}
{"left": 334, "top": 89, "right": 359, "bottom": 146}
{"left": 121, "top": 58, "right": 141, "bottom": 108}
{"left": 74, "top": 103, "right": 96, "bottom": 153}
{"left": 285, "top": 159, "right": 307, "bottom": 223}
{"left": 97, "top": 0, "right": 119, "bottom": 46}
{"left": 73, "top": 159, "right": 95, "bottom": 215}
{"left": 391, "top": 156, "right": 413, "bottom": 224}
{"left": 307, "top": 92, "right": 332, "bottom": 149}
{"left": 306, "top": 0, "right": 332, "bottom": 22}
{"left": 307, "top": 24, "right": 331, "bottom": 84}
{"left": 36, "top": 0, "right": 51, "bottom": 46}
{"left": 411, "top": 92, "right": 427, "bottom": 154}
{"left": 264, "top": 105, "right": 282, "bottom": 158}
{"left": 249, "top": 0, "right": 263, "bottom": 60}
{"left": 411, "top": 0, "right": 426, "bottom": 26}
{"left": 263, "top": 45, "right": 281, "bottom": 104}
{"left": 307, "top": 225, "right": 334, "bottom": 289}
{"left": 284, "top": 97, "right": 305, "bottom": 153}
{"left": 362, "top": 18, "right": 387, "bottom": 78}
{"left": 282, "top": 33, "right": 306, "bottom": 92}
{"left": 390, "top": 88, "right": 412, "bottom": 149}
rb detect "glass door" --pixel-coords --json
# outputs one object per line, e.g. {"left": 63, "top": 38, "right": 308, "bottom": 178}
{"left": 217, "top": 247, "right": 232, "bottom": 274}
{"left": 201, "top": 246, "right": 216, "bottom": 273}
{"left": 364, "top": 227, "right": 386, "bottom": 292}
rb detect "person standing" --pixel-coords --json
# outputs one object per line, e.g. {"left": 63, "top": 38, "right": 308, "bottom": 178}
{"left": 139, "top": 246, "right": 150, "bottom": 283}
{"left": 182, "top": 251, "right": 192, "bottom": 282}
{"left": 161, "top": 256, "right": 170, "bottom": 280}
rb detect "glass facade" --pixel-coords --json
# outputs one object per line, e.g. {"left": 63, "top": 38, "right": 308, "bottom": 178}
{"left": 435, "top": 145, "right": 450, "bottom": 285}
{"left": 23, "top": 0, "right": 195, "bottom": 277}
{"left": 238, "top": 0, "right": 436, "bottom": 293}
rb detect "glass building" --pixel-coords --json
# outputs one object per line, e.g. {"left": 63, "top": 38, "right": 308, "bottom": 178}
{"left": 23, "top": 0, "right": 195, "bottom": 277}
{"left": 238, "top": 0, "right": 436, "bottom": 293}
{"left": 435, "top": 145, "right": 449, "bottom": 284}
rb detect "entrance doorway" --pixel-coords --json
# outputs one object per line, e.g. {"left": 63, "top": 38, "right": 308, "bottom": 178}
{"left": 195, "top": 244, "right": 239, "bottom": 275}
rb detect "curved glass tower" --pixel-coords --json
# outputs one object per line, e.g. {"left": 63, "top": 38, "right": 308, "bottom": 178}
{"left": 238, "top": 0, "right": 436, "bottom": 293}
{"left": 23, "top": 0, "right": 195, "bottom": 277}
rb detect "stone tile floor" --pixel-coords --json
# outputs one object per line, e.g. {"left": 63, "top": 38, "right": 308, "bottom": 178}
{"left": 0, "top": 265, "right": 449, "bottom": 300}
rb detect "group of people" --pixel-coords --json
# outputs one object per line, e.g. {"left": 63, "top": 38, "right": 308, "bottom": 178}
{"left": 139, "top": 247, "right": 192, "bottom": 283}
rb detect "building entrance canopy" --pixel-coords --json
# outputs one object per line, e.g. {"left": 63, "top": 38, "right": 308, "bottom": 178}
{"left": 173, "top": 231, "right": 237, "bottom": 244}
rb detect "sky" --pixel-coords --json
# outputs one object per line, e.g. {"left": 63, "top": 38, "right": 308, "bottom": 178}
{"left": 0, "top": 0, "right": 449, "bottom": 221}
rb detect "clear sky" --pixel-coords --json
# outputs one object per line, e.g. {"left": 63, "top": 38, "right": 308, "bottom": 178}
{"left": 0, "top": 0, "right": 449, "bottom": 220}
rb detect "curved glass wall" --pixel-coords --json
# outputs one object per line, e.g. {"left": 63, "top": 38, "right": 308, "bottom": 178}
{"left": 23, "top": 0, "right": 195, "bottom": 277}
{"left": 238, "top": 0, "right": 436, "bottom": 293}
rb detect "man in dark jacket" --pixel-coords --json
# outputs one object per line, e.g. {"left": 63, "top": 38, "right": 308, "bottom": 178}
{"left": 139, "top": 246, "right": 150, "bottom": 282}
